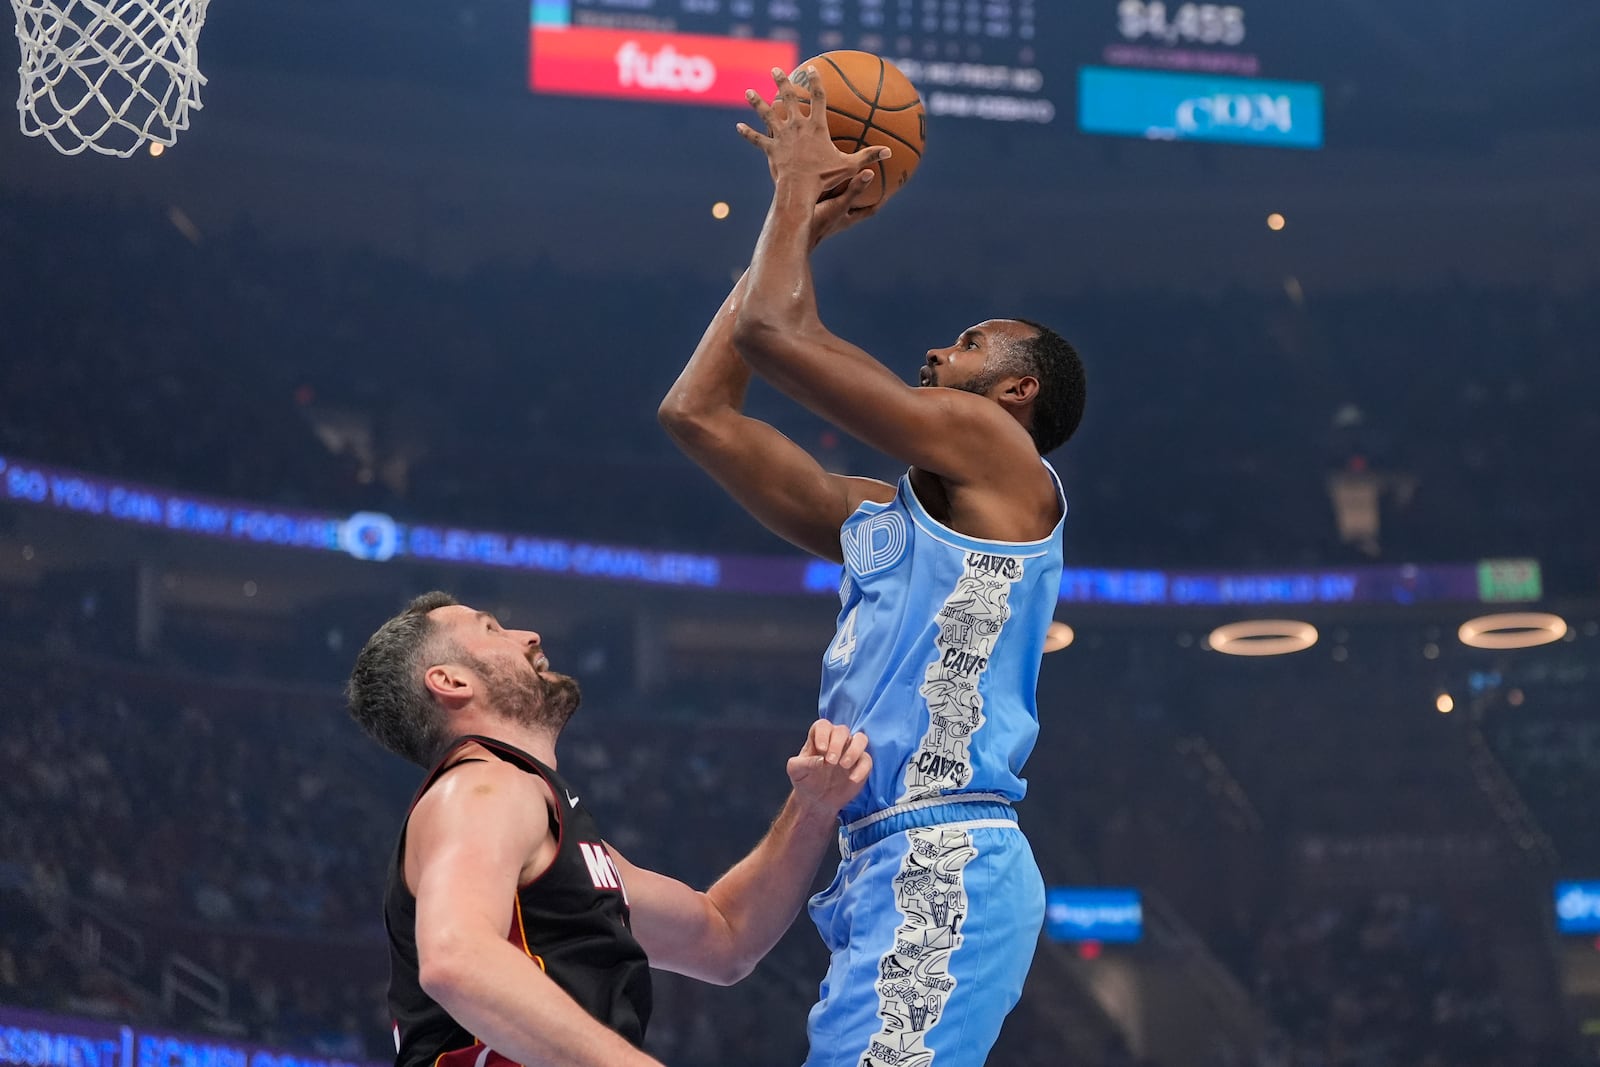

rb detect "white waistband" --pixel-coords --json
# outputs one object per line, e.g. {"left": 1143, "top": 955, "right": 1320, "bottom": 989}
{"left": 842, "top": 792, "right": 1012, "bottom": 836}
{"left": 838, "top": 817, "right": 1021, "bottom": 861}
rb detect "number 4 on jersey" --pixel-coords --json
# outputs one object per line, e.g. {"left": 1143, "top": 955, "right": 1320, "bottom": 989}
{"left": 827, "top": 605, "right": 861, "bottom": 668}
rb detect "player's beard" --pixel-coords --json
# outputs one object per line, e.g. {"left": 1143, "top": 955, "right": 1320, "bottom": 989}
{"left": 469, "top": 654, "right": 583, "bottom": 734}
{"left": 954, "top": 360, "right": 1009, "bottom": 398}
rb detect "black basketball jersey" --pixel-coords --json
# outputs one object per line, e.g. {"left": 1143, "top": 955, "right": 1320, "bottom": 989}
{"left": 384, "top": 735, "right": 652, "bottom": 1067}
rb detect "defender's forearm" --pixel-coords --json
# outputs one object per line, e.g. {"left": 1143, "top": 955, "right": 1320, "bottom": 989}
{"left": 703, "top": 791, "right": 841, "bottom": 980}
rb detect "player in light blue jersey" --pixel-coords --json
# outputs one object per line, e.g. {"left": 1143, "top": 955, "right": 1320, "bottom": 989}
{"left": 659, "top": 68, "right": 1087, "bottom": 1067}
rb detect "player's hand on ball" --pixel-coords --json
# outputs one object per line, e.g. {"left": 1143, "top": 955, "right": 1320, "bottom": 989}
{"left": 787, "top": 719, "right": 871, "bottom": 815}
{"left": 738, "top": 66, "right": 889, "bottom": 198}
{"left": 810, "top": 169, "right": 880, "bottom": 248}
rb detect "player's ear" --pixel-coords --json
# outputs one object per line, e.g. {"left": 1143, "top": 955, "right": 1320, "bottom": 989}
{"left": 424, "top": 663, "right": 474, "bottom": 708}
{"left": 1001, "top": 374, "right": 1040, "bottom": 407}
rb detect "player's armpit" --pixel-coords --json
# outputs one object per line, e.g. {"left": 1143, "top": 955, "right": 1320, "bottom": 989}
{"left": 662, "top": 409, "right": 893, "bottom": 562}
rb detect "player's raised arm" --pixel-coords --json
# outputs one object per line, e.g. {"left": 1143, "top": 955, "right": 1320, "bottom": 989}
{"left": 609, "top": 722, "right": 870, "bottom": 985}
{"left": 732, "top": 69, "right": 1043, "bottom": 489}
{"left": 409, "top": 759, "right": 662, "bottom": 1067}
{"left": 658, "top": 264, "right": 893, "bottom": 563}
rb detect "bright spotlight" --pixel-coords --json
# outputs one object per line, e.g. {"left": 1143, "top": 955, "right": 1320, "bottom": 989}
{"left": 1266, "top": 212, "right": 1285, "bottom": 231}
{"left": 711, "top": 201, "right": 731, "bottom": 220}
{"left": 1436, "top": 693, "right": 1455, "bottom": 714}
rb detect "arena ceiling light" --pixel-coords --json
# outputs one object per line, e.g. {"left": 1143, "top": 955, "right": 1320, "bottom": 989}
{"left": 1043, "top": 621, "right": 1075, "bottom": 653}
{"left": 1207, "top": 619, "right": 1318, "bottom": 657}
{"left": 1458, "top": 612, "right": 1568, "bottom": 650}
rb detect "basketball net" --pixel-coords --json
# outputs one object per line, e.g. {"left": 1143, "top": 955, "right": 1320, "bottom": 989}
{"left": 12, "top": 0, "right": 210, "bottom": 157}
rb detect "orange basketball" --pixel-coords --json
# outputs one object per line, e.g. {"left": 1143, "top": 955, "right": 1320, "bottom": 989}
{"left": 796, "top": 50, "right": 926, "bottom": 210}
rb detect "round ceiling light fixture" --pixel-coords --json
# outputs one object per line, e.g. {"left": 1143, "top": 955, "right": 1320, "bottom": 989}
{"left": 1458, "top": 613, "right": 1567, "bottom": 650}
{"left": 1208, "top": 619, "right": 1318, "bottom": 657}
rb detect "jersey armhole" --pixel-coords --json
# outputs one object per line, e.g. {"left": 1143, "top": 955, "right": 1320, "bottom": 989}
{"left": 513, "top": 772, "right": 564, "bottom": 890}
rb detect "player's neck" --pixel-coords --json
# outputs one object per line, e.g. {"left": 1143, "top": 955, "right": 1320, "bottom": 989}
{"left": 452, "top": 711, "right": 560, "bottom": 770}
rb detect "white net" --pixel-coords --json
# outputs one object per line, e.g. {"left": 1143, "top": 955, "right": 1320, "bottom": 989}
{"left": 13, "top": 0, "right": 210, "bottom": 157}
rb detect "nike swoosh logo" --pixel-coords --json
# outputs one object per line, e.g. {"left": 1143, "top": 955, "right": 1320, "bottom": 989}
{"left": 840, "top": 859, "right": 861, "bottom": 893}
{"left": 565, "top": 791, "right": 580, "bottom": 807}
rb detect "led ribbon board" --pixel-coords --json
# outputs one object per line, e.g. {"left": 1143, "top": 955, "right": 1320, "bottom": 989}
{"left": 0, "top": 455, "right": 1536, "bottom": 603}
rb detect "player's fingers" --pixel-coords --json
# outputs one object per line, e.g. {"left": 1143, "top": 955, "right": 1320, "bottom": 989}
{"left": 849, "top": 752, "right": 872, "bottom": 784}
{"left": 825, "top": 722, "right": 851, "bottom": 764}
{"left": 806, "top": 717, "right": 834, "bottom": 756}
{"left": 772, "top": 67, "right": 804, "bottom": 108}
{"left": 743, "top": 88, "right": 776, "bottom": 126}
{"left": 813, "top": 173, "right": 869, "bottom": 229}
{"left": 837, "top": 730, "right": 869, "bottom": 770}
{"left": 799, "top": 65, "right": 828, "bottom": 120}
{"left": 834, "top": 730, "right": 867, "bottom": 769}
{"left": 843, "top": 201, "right": 882, "bottom": 228}
{"left": 834, "top": 169, "right": 878, "bottom": 209}
{"left": 844, "top": 144, "right": 891, "bottom": 172}
{"left": 735, "top": 122, "right": 774, "bottom": 151}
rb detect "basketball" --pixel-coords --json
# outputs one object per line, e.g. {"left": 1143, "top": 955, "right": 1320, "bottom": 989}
{"left": 797, "top": 51, "right": 926, "bottom": 210}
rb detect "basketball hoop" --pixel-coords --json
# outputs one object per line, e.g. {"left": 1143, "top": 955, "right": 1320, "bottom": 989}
{"left": 12, "top": 0, "right": 210, "bottom": 157}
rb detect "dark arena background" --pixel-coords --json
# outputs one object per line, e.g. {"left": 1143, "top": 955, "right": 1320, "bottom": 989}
{"left": 4, "top": 1, "right": 1600, "bottom": 1065}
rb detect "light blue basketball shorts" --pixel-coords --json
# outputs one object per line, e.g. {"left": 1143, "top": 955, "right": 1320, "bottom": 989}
{"left": 803, "top": 795, "right": 1046, "bottom": 1067}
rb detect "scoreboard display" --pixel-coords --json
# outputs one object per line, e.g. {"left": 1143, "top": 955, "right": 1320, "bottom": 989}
{"left": 531, "top": 1, "right": 1051, "bottom": 120}
{"left": 529, "top": 0, "right": 1322, "bottom": 147}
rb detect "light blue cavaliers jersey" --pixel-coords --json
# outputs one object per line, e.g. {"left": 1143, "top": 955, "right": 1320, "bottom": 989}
{"left": 820, "top": 462, "right": 1065, "bottom": 824}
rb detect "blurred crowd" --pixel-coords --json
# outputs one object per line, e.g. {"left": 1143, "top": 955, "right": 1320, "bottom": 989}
{"left": 1481, "top": 640, "right": 1600, "bottom": 864}
{"left": 0, "top": 658, "right": 400, "bottom": 1054}
{"left": 0, "top": 670, "right": 390, "bottom": 930}
{"left": 1255, "top": 894, "right": 1517, "bottom": 1067}
{"left": 3, "top": 190, "right": 1598, "bottom": 568}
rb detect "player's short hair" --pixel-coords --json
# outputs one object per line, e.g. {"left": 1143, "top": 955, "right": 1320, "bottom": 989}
{"left": 347, "top": 591, "right": 460, "bottom": 768}
{"left": 1011, "top": 319, "right": 1086, "bottom": 454}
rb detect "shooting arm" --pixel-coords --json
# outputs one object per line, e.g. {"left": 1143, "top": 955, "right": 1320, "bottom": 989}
{"left": 732, "top": 178, "right": 1020, "bottom": 483}
{"left": 659, "top": 272, "right": 892, "bottom": 561}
